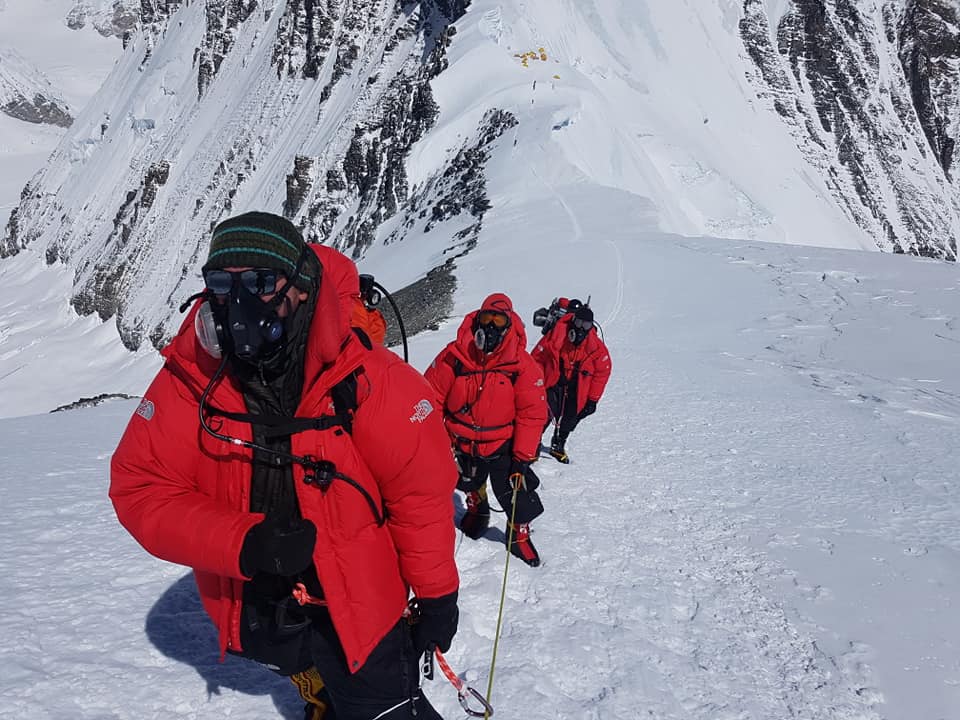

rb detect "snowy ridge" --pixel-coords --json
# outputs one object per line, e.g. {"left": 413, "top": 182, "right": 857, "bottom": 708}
{"left": 2, "top": 0, "right": 960, "bottom": 376}
{"left": 1, "top": 222, "right": 958, "bottom": 717}
{"left": 0, "top": 49, "right": 72, "bottom": 127}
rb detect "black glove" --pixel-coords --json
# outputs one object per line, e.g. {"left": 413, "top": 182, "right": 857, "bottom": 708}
{"left": 411, "top": 591, "right": 459, "bottom": 655}
{"left": 577, "top": 399, "right": 598, "bottom": 420}
{"left": 509, "top": 459, "right": 530, "bottom": 489}
{"left": 239, "top": 516, "right": 317, "bottom": 577}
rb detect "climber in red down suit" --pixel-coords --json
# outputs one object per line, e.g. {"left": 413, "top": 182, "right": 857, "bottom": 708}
{"left": 425, "top": 292, "right": 548, "bottom": 567}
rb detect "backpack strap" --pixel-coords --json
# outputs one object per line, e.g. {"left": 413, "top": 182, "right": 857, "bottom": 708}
{"left": 206, "top": 368, "right": 363, "bottom": 438}
{"left": 447, "top": 355, "right": 519, "bottom": 384}
{"left": 329, "top": 369, "right": 360, "bottom": 435}
{"left": 352, "top": 325, "right": 374, "bottom": 350}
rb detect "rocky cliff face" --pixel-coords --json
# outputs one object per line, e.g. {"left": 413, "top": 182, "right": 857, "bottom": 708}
{"left": 741, "top": 0, "right": 960, "bottom": 259}
{"left": 7, "top": 0, "right": 960, "bottom": 356}
{"left": 1, "top": 0, "right": 500, "bottom": 350}
{"left": 899, "top": 0, "right": 960, "bottom": 181}
{"left": 67, "top": 0, "right": 139, "bottom": 42}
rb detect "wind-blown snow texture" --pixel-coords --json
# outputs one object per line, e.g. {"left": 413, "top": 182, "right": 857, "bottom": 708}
{"left": 1, "top": 223, "right": 958, "bottom": 719}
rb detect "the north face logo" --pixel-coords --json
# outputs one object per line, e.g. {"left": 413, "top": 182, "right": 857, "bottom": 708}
{"left": 135, "top": 399, "right": 155, "bottom": 421}
{"left": 409, "top": 399, "right": 434, "bottom": 423}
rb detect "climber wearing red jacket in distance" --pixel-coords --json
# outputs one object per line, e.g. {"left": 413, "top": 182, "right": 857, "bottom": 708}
{"left": 532, "top": 304, "right": 611, "bottom": 464}
{"left": 425, "top": 293, "right": 548, "bottom": 567}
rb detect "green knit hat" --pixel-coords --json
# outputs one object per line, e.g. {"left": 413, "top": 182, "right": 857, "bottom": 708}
{"left": 203, "top": 211, "right": 316, "bottom": 291}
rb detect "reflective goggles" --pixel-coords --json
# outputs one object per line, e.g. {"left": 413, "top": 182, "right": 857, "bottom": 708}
{"left": 571, "top": 317, "right": 593, "bottom": 332}
{"left": 203, "top": 268, "right": 282, "bottom": 296}
{"left": 477, "top": 310, "right": 510, "bottom": 328}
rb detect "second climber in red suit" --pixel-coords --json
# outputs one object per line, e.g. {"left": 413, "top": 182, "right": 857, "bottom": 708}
{"left": 425, "top": 293, "right": 548, "bottom": 567}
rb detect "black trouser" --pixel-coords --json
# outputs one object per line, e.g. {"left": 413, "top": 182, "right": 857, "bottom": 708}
{"left": 308, "top": 612, "right": 441, "bottom": 720}
{"left": 456, "top": 443, "right": 543, "bottom": 525}
{"left": 546, "top": 379, "right": 580, "bottom": 440}
{"left": 237, "top": 585, "right": 440, "bottom": 720}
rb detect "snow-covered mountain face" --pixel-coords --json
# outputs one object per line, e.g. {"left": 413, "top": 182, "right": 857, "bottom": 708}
{"left": 742, "top": 0, "right": 960, "bottom": 259}
{"left": 0, "top": 0, "right": 124, "bottom": 231}
{"left": 0, "top": 50, "right": 72, "bottom": 126}
{"left": 66, "top": 0, "right": 139, "bottom": 40}
{"left": 1, "top": 0, "right": 958, "bottom": 357}
{"left": 2, "top": 0, "right": 480, "bottom": 351}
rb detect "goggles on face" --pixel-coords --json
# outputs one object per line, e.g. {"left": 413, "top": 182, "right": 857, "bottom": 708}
{"left": 203, "top": 268, "right": 281, "bottom": 297}
{"left": 572, "top": 317, "right": 593, "bottom": 332}
{"left": 477, "top": 310, "right": 510, "bottom": 328}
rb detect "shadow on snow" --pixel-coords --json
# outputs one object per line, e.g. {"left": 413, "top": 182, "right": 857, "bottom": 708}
{"left": 145, "top": 573, "right": 302, "bottom": 720}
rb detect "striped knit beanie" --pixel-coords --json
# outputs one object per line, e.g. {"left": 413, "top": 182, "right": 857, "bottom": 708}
{"left": 203, "top": 211, "right": 316, "bottom": 291}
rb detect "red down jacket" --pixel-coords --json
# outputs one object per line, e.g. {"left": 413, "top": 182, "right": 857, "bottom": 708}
{"left": 110, "top": 244, "right": 459, "bottom": 673}
{"left": 532, "top": 314, "right": 612, "bottom": 414}
{"left": 424, "top": 293, "right": 547, "bottom": 462}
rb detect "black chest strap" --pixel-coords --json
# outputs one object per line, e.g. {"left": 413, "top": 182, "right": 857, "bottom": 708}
{"left": 206, "top": 369, "right": 361, "bottom": 439}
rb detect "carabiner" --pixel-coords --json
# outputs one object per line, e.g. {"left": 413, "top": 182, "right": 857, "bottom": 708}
{"left": 421, "top": 649, "right": 434, "bottom": 680}
{"left": 458, "top": 686, "right": 494, "bottom": 717}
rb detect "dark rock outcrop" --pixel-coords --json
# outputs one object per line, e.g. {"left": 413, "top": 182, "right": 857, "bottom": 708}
{"left": 290, "top": 2, "right": 468, "bottom": 259}
{"left": 383, "top": 261, "right": 457, "bottom": 347}
{"left": 898, "top": 0, "right": 960, "bottom": 180}
{"left": 51, "top": 392, "right": 138, "bottom": 412}
{"left": 385, "top": 108, "right": 518, "bottom": 257}
{"left": 72, "top": 160, "right": 170, "bottom": 348}
{"left": 2, "top": 93, "right": 72, "bottom": 127}
{"left": 197, "top": 0, "right": 258, "bottom": 98}
{"left": 67, "top": 1, "right": 139, "bottom": 39}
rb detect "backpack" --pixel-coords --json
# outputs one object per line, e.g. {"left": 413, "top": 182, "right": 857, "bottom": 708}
{"left": 532, "top": 297, "right": 583, "bottom": 335}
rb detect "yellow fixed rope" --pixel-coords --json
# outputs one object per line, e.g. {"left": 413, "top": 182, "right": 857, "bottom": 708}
{"left": 483, "top": 475, "right": 523, "bottom": 718}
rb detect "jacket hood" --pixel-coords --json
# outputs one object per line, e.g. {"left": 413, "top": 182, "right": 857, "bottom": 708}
{"left": 451, "top": 292, "right": 529, "bottom": 367}
{"left": 480, "top": 292, "right": 513, "bottom": 315}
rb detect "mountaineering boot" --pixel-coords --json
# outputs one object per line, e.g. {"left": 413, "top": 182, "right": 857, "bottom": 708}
{"left": 508, "top": 523, "right": 541, "bottom": 567}
{"left": 549, "top": 433, "right": 569, "bottom": 464}
{"left": 291, "top": 666, "right": 335, "bottom": 720}
{"left": 459, "top": 486, "right": 490, "bottom": 539}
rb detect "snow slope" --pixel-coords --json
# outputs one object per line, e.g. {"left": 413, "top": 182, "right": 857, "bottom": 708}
{"left": 0, "top": 0, "right": 121, "bottom": 225}
{"left": 435, "top": 0, "right": 873, "bottom": 249}
{"left": 0, "top": 5, "right": 958, "bottom": 715}
{"left": 0, "top": 0, "right": 890, "bottom": 417}
{"left": 2, "top": 220, "right": 958, "bottom": 719}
